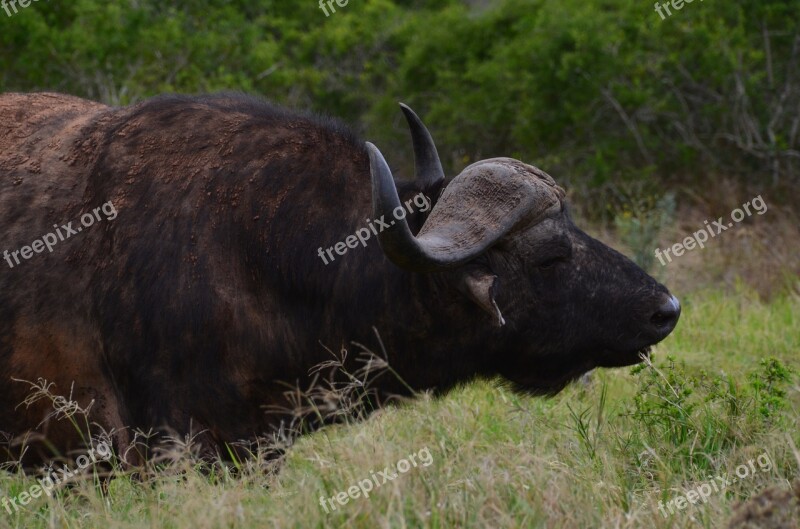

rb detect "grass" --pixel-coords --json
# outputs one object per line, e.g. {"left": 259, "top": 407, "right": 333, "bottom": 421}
{"left": 0, "top": 286, "right": 798, "bottom": 529}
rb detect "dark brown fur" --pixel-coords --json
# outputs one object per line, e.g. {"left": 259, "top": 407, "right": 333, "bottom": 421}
{"left": 0, "top": 92, "right": 678, "bottom": 465}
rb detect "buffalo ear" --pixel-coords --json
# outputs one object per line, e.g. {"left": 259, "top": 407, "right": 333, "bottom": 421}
{"left": 458, "top": 267, "right": 505, "bottom": 327}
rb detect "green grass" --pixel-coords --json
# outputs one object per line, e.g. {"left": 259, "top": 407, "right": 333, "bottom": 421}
{"left": 1, "top": 287, "right": 798, "bottom": 529}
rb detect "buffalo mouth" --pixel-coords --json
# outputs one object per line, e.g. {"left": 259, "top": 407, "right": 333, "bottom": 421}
{"left": 596, "top": 345, "right": 652, "bottom": 367}
{"left": 501, "top": 342, "right": 654, "bottom": 396}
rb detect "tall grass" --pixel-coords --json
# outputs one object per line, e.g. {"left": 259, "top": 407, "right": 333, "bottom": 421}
{"left": 0, "top": 288, "right": 797, "bottom": 529}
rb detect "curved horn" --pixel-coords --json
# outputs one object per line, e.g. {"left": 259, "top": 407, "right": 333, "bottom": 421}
{"left": 368, "top": 142, "right": 563, "bottom": 273}
{"left": 368, "top": 142, "right": 452, "bottom": 271}
{"left": 399, "top": 103, "right": 445, "bottom": 198}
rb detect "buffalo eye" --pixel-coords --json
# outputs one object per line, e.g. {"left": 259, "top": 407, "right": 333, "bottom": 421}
{"left": 537, "top": 257, "right": 559, "bottom": 269}
{"left": 535, "top": 240, "right": 572, "bottom": 269}
{"left": 537, "top": 255, "right": 568, "bottom": 269}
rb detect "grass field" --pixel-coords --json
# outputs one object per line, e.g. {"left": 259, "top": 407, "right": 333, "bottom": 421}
{"left": 0, "top": 285, "right": 798, "bottom": 529}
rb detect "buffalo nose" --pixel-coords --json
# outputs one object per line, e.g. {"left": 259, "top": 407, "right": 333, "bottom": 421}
{"left": 650, "top": 295, "right": 681, "bottom": 336}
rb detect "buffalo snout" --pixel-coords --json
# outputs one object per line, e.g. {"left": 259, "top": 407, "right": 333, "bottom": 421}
{"left": 648, "top": 294, "right": 681, "bottom": 339}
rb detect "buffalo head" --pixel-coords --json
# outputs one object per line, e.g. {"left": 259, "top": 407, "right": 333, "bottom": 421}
{"left": 368, "top": 105, "right": 680, "bottom": 394}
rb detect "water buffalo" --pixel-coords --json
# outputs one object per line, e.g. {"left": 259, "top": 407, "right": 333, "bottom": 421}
{"left": 0, "top": 92, "right": 680, "bottom": 465}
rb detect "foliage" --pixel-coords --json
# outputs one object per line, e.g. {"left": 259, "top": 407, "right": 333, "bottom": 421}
{"left": 614, "top": 191, "right": 676, "bottom": 271}
{"left": 626, "top": 354, "right": 796, "bottom": 473}
{"left": 0, "top": 0, "right": 798, "bottom": 199}
{"left": 749, "top": 357, "right": 795, "bottom": 419}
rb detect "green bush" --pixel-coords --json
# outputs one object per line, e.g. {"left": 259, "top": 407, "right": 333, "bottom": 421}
{"left": 626, "top": 355, "right": 795, "bottom": 473}
{"left": 1, "top": 0, "right": 798, "bottom": 194}
{"left": 614, "top": 192, "right": 676, "bottom": 272}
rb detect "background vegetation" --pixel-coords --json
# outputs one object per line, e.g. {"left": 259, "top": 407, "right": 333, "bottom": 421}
{"left": 0, "top": 0, "right": 798, "bottom": 528}
{"left": 2, "top": 0, "right": 799, "bottom": 199}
